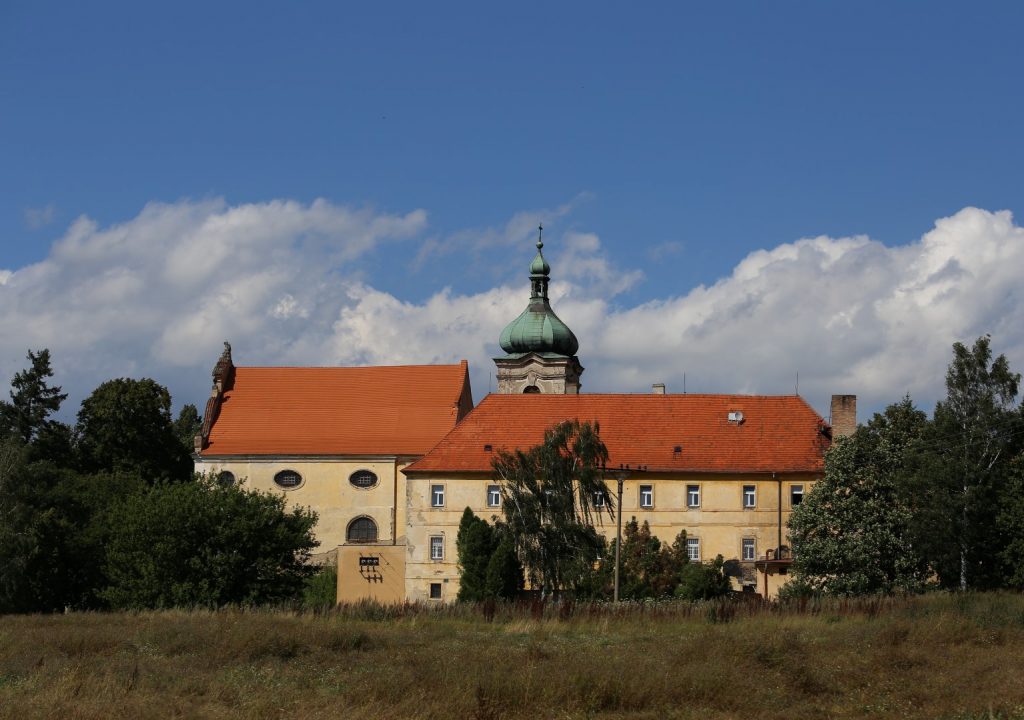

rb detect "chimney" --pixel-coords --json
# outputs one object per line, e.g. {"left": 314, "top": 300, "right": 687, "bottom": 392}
{"left": 830, "top": 395, "right": 857, "bottom": 438}
{"left": 652, "top": 383, "right": 666, "bottom": 395}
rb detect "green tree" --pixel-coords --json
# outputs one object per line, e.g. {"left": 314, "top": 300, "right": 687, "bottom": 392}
{"left": 484, "top": 532, "right": 524, "bottom": 600}
{"left": 173, "top": 403, "right": 202, "bottom": 455}
{"left": 789, "top": 397, "right": 931, "bottom": 595}
{"left": 456, "top": 507, "right": 496, "bottom": 601}
{"left": 674, "top": 555, "right": 732, "bottom": 601}
{"left": 0, "top": 349, "right": 67, "bottom": 445}
{"left": 923, "top": 335, "right": 1021, "bottom": 590}
{"left": 493, "top": 419, "right": 612, "bottom": 598}
{"left": 101, "top": 476, "right": 318, "bottom": 609}
{"left": 77, "top": 378, "right": 193, "bottom": 481}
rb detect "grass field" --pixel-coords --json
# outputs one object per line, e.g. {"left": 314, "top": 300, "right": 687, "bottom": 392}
{"left": 2, "top": 593, "right": 1024, "bottom": 719}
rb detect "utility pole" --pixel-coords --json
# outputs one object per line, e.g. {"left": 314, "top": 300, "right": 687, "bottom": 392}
{"left": 613, "top": 468, "right": 628, "bottom": 602}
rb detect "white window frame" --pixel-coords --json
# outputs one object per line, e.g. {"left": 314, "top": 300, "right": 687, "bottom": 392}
{"left": 743, "top": 485, "right": 756, "bottom": 509}
{"left": 686, "top": 537, "right": 700, "bottom": 562}
{"left": 430, "top": 535, "right": 444, "bottom": 561}
{"left": 487, "top": 484, "right": 501, "bottom": 508}
{"left": 687, "top": 484, "right": 700, "bottom": 508}
{"left": 639, "top": 484, "right": 654, "bottom": 508}
{"left": 791, "top": 484, "right": 804, "bottom": 507}
{"left": 593, "top": 490, "right": 606, "bottom": 508}
{"left": 431, "top": 484, "right": 445, "bottom": 508}
{"left": 742, "top": 538, "right": 756, "bottom": 562}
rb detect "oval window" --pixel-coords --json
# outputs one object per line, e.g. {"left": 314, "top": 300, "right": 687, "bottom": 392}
{"left": 349, "top": 469, "right": 378, "bottom": 489}
{"left": 217, "top": 471, "right": 235, "bottom": 487}
{"left": 347, "top": 517, "right": 378, "bottom": 543}
{"left": 274, "top": 470, "right": 303, "bottom": 489}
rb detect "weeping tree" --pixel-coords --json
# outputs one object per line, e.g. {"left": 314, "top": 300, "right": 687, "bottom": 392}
{"left": 492, "top": 419, "right": 613, "bottom": 598}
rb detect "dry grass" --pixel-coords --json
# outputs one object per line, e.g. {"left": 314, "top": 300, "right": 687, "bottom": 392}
{"left": 2, "top": 593, "right": 1024, "bottom": 719}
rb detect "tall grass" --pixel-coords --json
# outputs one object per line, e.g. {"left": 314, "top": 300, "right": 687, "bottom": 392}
{"left": 2, "top": 593, "right": 1024, "bottom": 719}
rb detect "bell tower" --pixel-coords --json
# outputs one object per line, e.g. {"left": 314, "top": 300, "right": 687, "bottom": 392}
{"left": 494, "top": 225, "right": 583, "bottom": 394}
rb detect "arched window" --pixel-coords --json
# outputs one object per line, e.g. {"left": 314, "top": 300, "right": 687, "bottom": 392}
{"left": 274, "top": 470, "right": 303, "bottom": 489}
{"left": 347, "top": 516, "right": 378, "bottom": 543}
{"left": 217, "top": 471, "right": 235, "bottom": 487}
{"left": 523, "top": 385, "right": 540, "bottom": 394}
{"left": 349, "top": 469, "right": 378, "bottom": 489}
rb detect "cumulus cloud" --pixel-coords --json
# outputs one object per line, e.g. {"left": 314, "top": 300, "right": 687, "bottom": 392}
{"left": 0, "top": 199, "right": 1021, "bottom": 424}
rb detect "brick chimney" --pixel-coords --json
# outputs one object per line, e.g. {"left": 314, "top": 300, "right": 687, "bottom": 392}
{"left": 830, "top": 395, "right": 857, "bottom": 438}
{"left": 652, "top": 383, "right": 666, "bottom": 394}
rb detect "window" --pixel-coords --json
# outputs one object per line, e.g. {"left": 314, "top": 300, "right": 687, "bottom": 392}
{"left": 639, "top": 485, "right": 654, "bottom": 508}
{"left": 430, "top": 535, "right": 444, "bottom": 561}
{"left": 429, "top": 582, "right": 442, "bottom": 600}
{"left": 593, "top": 490, "right": 607, "bottom": 508}
{"left": 349, "top": 470, "right": 378, "bottom": 489}
{"left": 487, "top": 485, "right": 501, "bottom": 508}
{"left": 687, "top": 537, "right": 700, "bottom": 562}
{"left": 742, "top": 538, "right": 756, "bottom": 561}
{"left": 687, "top": 485, "right": 700, "bottom": 508}
{"left": 217, "top": 471, "right": 235, "bottom": 487}
{"left": 743, "top": 485, "right": 756, "bottom": 508}
{"left": 523, "top": 385, "right": 540, "bottom": 394}
{"left": 274, "top": 470, "right": 302, "bottom": 489}
{"left": 431, "top": 485, "right": 445, "bottom": 507}
{"left": 791, "top": 485, "right": 804, "bottom": 507}
{"left": 347, "top": 517, "right": 378, "bottom": 543}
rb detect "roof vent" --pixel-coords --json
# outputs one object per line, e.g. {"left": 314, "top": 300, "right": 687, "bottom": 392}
{"left": 484, "top": 444, "right": 493, "bottom": 452}
{"left": 673, "top": 445, "right": 682, "bottom": 453}
{"left": 727, "top": 411, "right": 744, "bottom": 423}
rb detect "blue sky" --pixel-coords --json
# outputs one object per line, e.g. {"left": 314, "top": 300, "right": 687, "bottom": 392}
{"left": 2, "top": 1, "right": 1023, "bottom": 420}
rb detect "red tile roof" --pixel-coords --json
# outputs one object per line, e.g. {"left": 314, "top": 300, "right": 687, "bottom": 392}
{"left": 405, "top": 393, "right": 829, "bottom": 474}
{"left": 201, "top": 362, "right": 473, "bottom": 457}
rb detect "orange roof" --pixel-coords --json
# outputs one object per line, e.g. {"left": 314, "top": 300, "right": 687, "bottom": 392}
{"left": 405, "top": 393, "right": 828, "bottom": 474}
{"left": 201, "top": 362, "right": 473, "bottom": 457}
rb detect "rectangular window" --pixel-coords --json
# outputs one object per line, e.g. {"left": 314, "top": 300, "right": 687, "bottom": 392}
{"left": 687, "top": 485, "right": 700, "bottom": 508}
{"left": 639, "top": 485, "right": 654, "bottom": 508}
{"left": 430, "top": 535, "right": 444, "bottom": 561}
{"left": 487, "top": 485, "right": 501, "bottom": 508}
{"left": 429, "top": 582, "right": 442, "bottom": 600}
{"left": 742, "top": 538, "right": 756, "bottom": 561}
{"left": 791, "top": 485, "right": 804, "bottom": 507}
{"left": 686, "top": 537, "right": 700, "bottom": 562}
{"left": 593, "top": 490, "right": 606, "bottom": 508}
{"left": 431, "top": 484, "right": 445, "bottom": 508}
{"left": 743, "top": 485, "right": 756, "bottom": 508}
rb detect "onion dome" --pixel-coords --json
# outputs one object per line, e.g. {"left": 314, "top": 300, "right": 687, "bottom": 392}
{"left": 498, "top": 225, "right": 580, "bottom": 356}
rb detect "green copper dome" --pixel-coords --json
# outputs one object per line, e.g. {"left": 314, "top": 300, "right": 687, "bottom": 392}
{"left": 498, "top": 225, "right": 579, "bottom": 357}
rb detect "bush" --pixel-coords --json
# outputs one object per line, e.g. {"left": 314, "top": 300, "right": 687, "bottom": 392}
{"left": 674, "top": 555, "right": 732, "bottom": 601}
{"left": 303, "top": 564, "right": 338, "bottom": 610}
{"left": 101, "top": 475, "right": 319, "bottom": 609}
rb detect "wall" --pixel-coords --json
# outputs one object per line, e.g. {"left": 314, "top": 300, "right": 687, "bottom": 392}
{"left": 195, "top": 456, "right": 411, "bottom": 561}
{"left": 404, "top": 471, "right": 819, "bottom": 600}
{"left": 336, "top": 544, "right": 406, "bottom": 603}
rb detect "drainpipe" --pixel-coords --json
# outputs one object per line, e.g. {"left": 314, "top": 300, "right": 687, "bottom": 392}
{"left": 775, "top": 472, "right": 781, "bottom": 557}
{"left": 393, "top": 460, "right": 399, "bottom": 545}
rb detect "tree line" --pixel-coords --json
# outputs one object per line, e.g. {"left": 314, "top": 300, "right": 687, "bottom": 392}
{"left": 788, "top": 334, "right": 1024, "bottom": 596}
{"left": 0, "top": 350, "right": 319, "bottom": 613}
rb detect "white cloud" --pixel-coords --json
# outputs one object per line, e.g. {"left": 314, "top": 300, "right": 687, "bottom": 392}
{"left": 24, "top": 203, "right": 56, "bottom": 229}
{"left": 0, "top": 199, "right": 1021, "bottom": 424}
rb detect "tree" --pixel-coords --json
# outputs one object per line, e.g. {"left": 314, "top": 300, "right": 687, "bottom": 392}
{"left": 484, "top": 532, "right": 524, "bottom": 600}
{"left": 493, "top": 419, "right": 612, "bottom": 598}
{"left": 924, "top": 335, "right": 1021, "bottom": 590}
{"left": 997, "top": 455, "right": 1024, "bottom": 588}
{"left": 789, "top": 397, "right": 931, "bottom": 595}
{"left": 101, "top": 476, "right": 319, "bottom": 609}
{"left": 173, "top": 403, "right": 202, "bottom": 455}
{"left": 674, "top": 555, "right": 732, "bottom": 601}
{"left": 0, "top": 349, "right": 67, "bottom": 445}
{"left": 456, "top": 507, "right": 496, "bottom": 601}
{"left": 76, "top": 378, "right": 193, "bottom": 481}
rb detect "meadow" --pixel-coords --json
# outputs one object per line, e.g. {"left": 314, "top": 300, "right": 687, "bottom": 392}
{"left": 2, "top": 593, "right": 1024, "bottom": 720}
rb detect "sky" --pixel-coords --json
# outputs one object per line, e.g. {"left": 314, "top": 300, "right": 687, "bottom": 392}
{"left": 2, "top": 1, "right": 1023, "bottom": 424}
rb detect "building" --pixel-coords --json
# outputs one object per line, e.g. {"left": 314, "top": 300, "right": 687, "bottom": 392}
{"left": 193, "top": 347, "right": 473, "bottom": 602}
{"left": 194, "top": 228, "right": 853, "bottom": 601}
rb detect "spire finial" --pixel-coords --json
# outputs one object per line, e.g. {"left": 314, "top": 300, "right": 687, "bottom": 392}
{"left": 537, "top": 223, "right": 543, "bottom": 250}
